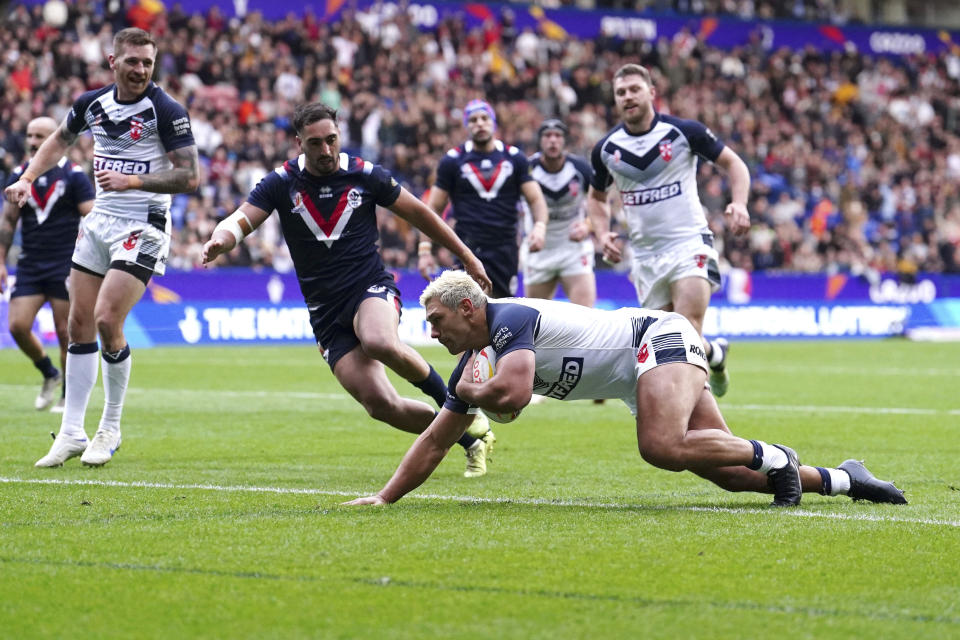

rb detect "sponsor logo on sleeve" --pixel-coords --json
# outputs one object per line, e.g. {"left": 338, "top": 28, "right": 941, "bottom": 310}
{"left": 492, "top": 326, "right": 513, "bottom": 350}
{"left": 171, "top": 116, "right": 191, "bottom": 136}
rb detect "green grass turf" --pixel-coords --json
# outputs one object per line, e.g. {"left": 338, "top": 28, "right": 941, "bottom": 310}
{"left": 1, "top": 340, "right": 958, "bottom": 639}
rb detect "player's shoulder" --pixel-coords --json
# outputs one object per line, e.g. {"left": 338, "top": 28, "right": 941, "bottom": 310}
{"left": 528, "top": 151, "right": 542, "bottom": 166}
{"left": 71, "top": 85, "right": 113, "bottom": 112}
{"left": 566, "top": 153, "right": 592, "bottom": 175}
{"left": 146, "top": 83, "right": 189, "bottom": 117}
{"left": 443, "top": 144, "right": 465, "bottom": 160}
{"left": 593, "top": 123, "right": 626, "bottom": 151}
{"left": 658, "top": 113, "right": 710, "bottom": 136}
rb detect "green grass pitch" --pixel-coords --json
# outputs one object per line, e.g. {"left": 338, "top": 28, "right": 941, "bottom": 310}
{"left": 1, "top": 340, "right": 958, "bottom": 639}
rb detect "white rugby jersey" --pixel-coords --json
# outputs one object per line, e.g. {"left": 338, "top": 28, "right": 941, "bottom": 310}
{"left": 527, "top": 152, "right": 593, "bottom": 250}
{"left": 590, "top": 114, "right": 724, "bottom": 254}
{"left": 444, "top": 298, "right": 672, "bottom": 411}
{"left": 66, "top": 82, "right": 195, "bottom": 229}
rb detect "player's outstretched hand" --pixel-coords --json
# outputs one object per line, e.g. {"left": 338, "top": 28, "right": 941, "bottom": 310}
{"left": 724, "top": 202, "right": 751, "bottom": 235}
{"left": 600, "top": 231, "right": 622, "bottom": 264}
{"left": 462, "top": 258, "right": 492, "bottom": 294}
{"left": 201, "top": 236, "right": 233, "bottom": 266}
{"left": 342, "top": 494, "right": 389, "bottom": 506}
{"left": 528, "top": 221, "right": 546, "bottom": 252}
{"left": 4, "top": 179, "right": 30, "bottom": 207}
{"left": 568, "top": 220, "right": 590, "bottom": 242}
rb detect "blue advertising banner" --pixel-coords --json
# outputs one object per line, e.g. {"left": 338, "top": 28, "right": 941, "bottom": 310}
{"left": 3, "top": 269, "right": 959, "bottom": 348}
{"left": 19, "top": 0, "right": 960, "bottom": 57}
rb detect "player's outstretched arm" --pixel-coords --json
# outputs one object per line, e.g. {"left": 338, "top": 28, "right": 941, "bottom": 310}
{"left": 586, "top": 186, "right": 621, "bottom": 263}
{"left": 4, "top": 123, "right": 74, "bottom": 207}
{"left": 714, "top": 146, "right": 751, "bottom": 235}
{"left": 0, "top": 200, "right": 21, "bottom": 293}
{"left": 415, "top": 186, "right": 450, "bottom": 281}
{"left": 521, "top": 180, "right": 548, "bottom": 252}
{"left": 391, "top": 188, "right": 492, "bottom": 292}
{"left": 343, "top": 409, "right": 474, "bottom": 506}
{"left": 201, "top": 202, "right": 269, "bottom": 265}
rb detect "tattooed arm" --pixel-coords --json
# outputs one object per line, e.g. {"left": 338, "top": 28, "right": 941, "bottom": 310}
{"left": 94, "top": 144, "right": 200, "bottom": 195}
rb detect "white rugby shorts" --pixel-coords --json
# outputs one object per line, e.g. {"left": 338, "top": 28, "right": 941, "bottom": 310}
{"left": 521, "top": 239, "right": 594, "bottom": 285}
{"left": 621, "top": 311, "right": 710, "bottom": 415}
{"left": 73, "top": 211, "right": 170, "bottom": 277}
{"left": 630, "top": 235, "right": 721, "bottom": 309}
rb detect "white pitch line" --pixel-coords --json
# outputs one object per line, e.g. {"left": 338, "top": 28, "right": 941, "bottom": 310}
{"left": 0, "top": 384, "right": 956, "bottom": 416}
{"left": 1, "top": 476, "right": 955, "bottom": 528}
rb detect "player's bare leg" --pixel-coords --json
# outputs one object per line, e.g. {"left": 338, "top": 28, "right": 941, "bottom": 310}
{"left": 523, "top": 278, "right": 558, "bottom": 300}
{"left": 8, "top": 293, "right": 63, "bottom": 409}
{"left": 7, "top": 294, "right": 47, "bottom": 361}
{"left": 559, "top": 272, "right": 596, "bottom": 308}
{"left": 354, "top": 296, "right": 429, "bottom": 381}
{"left": 671, "top": 276, "right": 728, "bottom": 397}
{"left": 334, "top": 345, "right": 437, "bottom": 434}
{"left": 685, "top": 389, "right": 822, "bottom": 493}
{"left": 36, "top": 269, "right": 102, "bottom": 467}
{"left": 80, "top": 269, "right": 145, "bottom": 466}
{"left": 686, "top": 390, "right": 905, "bottom": 503}
{"left": 635, "top": 362, "right": 801, "bottom": 505}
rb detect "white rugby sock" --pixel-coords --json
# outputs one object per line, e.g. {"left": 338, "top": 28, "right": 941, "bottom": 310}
{"left": 750, "top": 440, "right": 788, "bottom": 474}
{"left": 99, "top": 346, "right": 131, "bottom": 435}
{"left": 59, "top": 343, "right": 99, "bottom": 439}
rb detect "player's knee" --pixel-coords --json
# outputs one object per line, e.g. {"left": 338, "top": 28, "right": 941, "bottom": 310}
{"left": 360, "top": 335, "right": 399, "bottom": 363}
{"left": 358, "top": 393, "right": 398, "bottom": 423}
{"left": 8, "top": 316, "right": 33, "bottom": 339}
{"left": 637, "top": 435, "right": 685, "bottom": 471}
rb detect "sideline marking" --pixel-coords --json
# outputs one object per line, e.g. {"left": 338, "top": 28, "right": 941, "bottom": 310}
{"left": 1, "top": 384, "right": 956, "bottom": 416}
{"left": 1, "top": 476, "right": 955, "bottom": 528}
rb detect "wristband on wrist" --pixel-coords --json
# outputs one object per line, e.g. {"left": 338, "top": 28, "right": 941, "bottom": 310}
{"left": 21, "top": 170, "right": 38, "bottom": 184}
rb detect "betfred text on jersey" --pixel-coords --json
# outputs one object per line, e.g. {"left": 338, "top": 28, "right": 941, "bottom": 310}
{"left": 621, "top": 181, "right": 681, "bottom": 206}
{"left": 545, "top": 357, "right": 585, "bottom": 400}
{"left": 93, "top": 156, "right": 151, "bottom": 174}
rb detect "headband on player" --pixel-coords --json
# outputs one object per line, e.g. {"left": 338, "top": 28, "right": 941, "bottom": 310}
{"left": 537, "top": 118, "right": 569, "bottom": 141}
{"left": 463, "top": 99, "right": 497, "bottom": 129}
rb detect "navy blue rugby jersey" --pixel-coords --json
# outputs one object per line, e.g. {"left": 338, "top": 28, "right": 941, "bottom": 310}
{"left": 435, "top": 139, "right": 533, "bottom": 245}
{"left": 247, "top": 153, "right": 402, "bottom": 303}
{"left": 7, "top": 158, "right": 94, "bottom": 269}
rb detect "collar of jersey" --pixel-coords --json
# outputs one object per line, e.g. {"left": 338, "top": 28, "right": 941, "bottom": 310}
{"left": 622, "top": 112, "right": 660, "bottom": 137}
{"left": 113, "top": 82, "right": 154, "bottom": 105}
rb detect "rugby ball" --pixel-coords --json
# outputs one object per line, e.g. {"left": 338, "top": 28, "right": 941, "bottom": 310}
{"left": 472, "top": 346, "right": 522, "bottom": 424}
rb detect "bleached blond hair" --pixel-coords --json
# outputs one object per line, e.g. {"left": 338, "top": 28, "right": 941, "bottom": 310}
{"left": 419, "top": 270, "right": 487, "bottom": 310}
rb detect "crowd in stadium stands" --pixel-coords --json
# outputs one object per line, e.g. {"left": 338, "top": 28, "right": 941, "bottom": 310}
{"left": 3, "top": 0, "right": 960, "bottom": 280}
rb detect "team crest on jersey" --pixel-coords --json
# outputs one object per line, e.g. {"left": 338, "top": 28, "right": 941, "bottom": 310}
{"left": 130, "top": 116, "right": 144, "bottom": 141}
{"left": 347, "top": 188, "right": 362, "bottom": 209}
{"left": 569, "top": 179, "right": 580, "bottom": 198}
{"left": 659, "top": 141, "right": 673, "bottom": 162}
{"left": 612, "top": 149, "right": 621, "bottom": 165}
